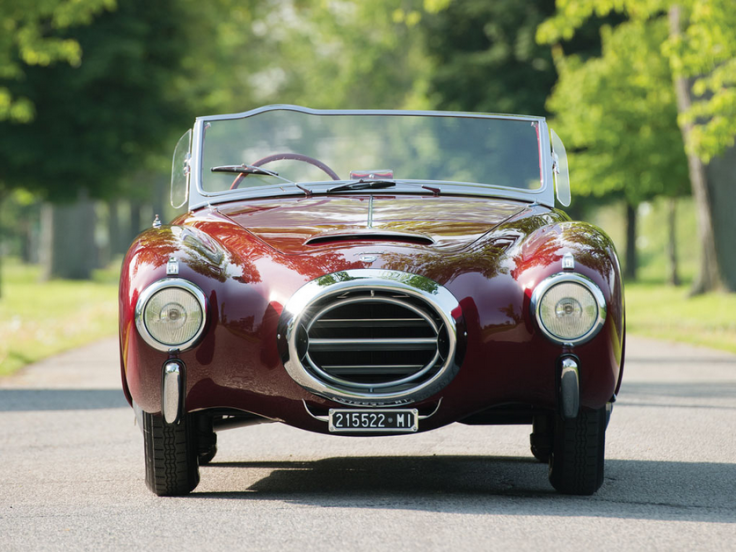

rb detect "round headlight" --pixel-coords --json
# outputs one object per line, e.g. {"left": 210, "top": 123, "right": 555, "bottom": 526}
{"left": 532, "top": 273, "right": 606, "bottom": 345}
{"left": 135, "top": 279, "right": 207, "bottom": 351}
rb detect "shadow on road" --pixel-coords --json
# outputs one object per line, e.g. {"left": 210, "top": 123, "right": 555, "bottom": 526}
{"left": 191, "top": 455, "right": 736, "bottom": 523}
{"left": 0, "top": 389, "right": 129, "bottom": 411}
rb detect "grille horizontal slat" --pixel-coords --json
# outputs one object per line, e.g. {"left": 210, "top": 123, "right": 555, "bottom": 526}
{"left": 311, "top": 318, "right": 425, "bottom": 328}
{"left": 322, "top": 364, "right": 424, "bottom": 375}
{"left": 309, "top": 337, "right": 437, "bottom": 352}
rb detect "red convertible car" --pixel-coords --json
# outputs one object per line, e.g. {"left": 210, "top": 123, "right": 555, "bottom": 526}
{"left": 119, "top": 105, "right": 624, "bottom": 496}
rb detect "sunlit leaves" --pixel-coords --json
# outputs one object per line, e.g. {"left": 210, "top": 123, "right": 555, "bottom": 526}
{"left": 540, "top": 0, "right": 736, "bottom": 162}
{"left": 547, "top": 18, "right": 689, "bottom": 203}
{"left": 0, "top": 0, "right": 115, "bottom": 123}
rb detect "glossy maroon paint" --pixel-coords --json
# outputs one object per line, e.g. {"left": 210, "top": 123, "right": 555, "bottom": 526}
{"left": 119, "top": 194, "right": 624, "bottom": 434}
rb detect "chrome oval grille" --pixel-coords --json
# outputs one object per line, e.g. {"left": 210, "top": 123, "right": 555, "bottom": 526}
{"left": 278, "top": 269, "right": 462, "bottom": 406}
{"left": 302, "top": 295, "right": 449, "bottom": 390}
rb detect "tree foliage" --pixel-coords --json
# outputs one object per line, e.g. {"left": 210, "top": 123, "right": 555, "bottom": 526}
{"left": 234, "top": 0, "right": 431, "bottom": 110}
{"left": 0, "top": 0, "right": 115, "bottom": 123}
{"left": 546, "top": 18, "right": 689, "bottom": 205}
{"left": 0, "top": 0, "right": 191, "bottom": 202}
{"left": 539, "top": 0, "right": 736, "bottom": 162}
{"left": 420, "top": 0, "right": 558, "bottom": 116}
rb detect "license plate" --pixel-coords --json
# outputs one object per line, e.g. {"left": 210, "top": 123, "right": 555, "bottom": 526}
{"left": 328, "top": 409, "right": 418, "bottom": 433}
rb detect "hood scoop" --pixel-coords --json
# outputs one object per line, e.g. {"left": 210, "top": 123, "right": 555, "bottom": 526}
{"left": 305, "top": 231, "right": 434, "bottom": 247}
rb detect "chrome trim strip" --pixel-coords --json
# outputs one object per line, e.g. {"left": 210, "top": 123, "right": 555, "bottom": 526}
{"left": 309, "top": 337, "right": 438, "bottom": 351}
{"left": 562, "top": 252, "right": 575, "bottom": 270}
{"left": 305, "top": 296, "right": 439, "bottom": 334}
{"left": 559, "top": 357, "right": 580, "bottom": 420}
{"left": 196, "top": 104, "right": 546, "bottom": 123}
{"left": 134, "top": 278, "right": 208, "bottom": 353}
{"left": 279, "top": 269, "right": 461, "bottom": 406}
{"left": 530, "top": 272, "right": 607, "bottom": 346}
{"left": 304, "top": 349, "right": 442, "bottom": 391}
{"left": 302, "top": 400, "right": 329, "bottom": 422}
{"left": 162, "top": 361, "right": 183, "bottom": 425}
{"left": 418, "top": 397, "right": 443, "bottom": 420}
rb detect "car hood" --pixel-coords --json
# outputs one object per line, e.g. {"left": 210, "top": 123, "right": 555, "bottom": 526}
{"left": 217, "top": 195, "right": 528, "bottom": 255}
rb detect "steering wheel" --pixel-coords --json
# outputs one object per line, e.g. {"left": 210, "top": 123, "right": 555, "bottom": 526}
{"left": 230, "top": 152, "right": 341, "bottom": 189}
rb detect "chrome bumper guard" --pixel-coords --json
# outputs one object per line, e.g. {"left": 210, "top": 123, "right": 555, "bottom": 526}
{"left": 558, "top": 356, "right": 580, "bottom": 420}
{"left": 162, "top": 360, "right": 184, "bottom": 425}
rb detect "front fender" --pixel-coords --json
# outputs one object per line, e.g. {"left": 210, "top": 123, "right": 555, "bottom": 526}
{"left": 512, "top": 221, "right": 625, "bottom": 405}
{"left": 118, "top": 224, "right": 227, "bottom": 411}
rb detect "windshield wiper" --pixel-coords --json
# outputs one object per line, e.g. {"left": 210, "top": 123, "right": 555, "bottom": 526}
{"left": 210, "top": 164, "right": 311, "bottom": 196}
{"left": 327, "top": 179, "right": 397, "bottom": 193}
{"left": 327, "top": 179, "right": 441, "bottom": 196}
{"left": 211, "top": 164, "right": 281, "bottom": 176}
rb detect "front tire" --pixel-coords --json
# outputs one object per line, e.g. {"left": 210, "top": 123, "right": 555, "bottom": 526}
{"left": 143, "top": 411, "right": 200, "bottom": 496}
{"left": 548, "top": 407, "right": 606, "bottom": 495}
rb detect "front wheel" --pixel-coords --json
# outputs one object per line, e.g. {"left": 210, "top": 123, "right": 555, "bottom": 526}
{"left": 143, "top": 411, "right": 200, "bottom": 496}
{"left": 548, "top": 406, "right": 606, "bottom": 495}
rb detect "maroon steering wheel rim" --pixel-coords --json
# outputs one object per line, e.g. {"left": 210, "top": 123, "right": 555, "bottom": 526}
{"left": 230, "top": 153, "right": 340, "bottom": 189}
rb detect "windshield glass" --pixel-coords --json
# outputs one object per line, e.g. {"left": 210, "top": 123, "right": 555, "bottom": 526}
{"left": 200, "top": 109, "right": 543, "bottom": 193}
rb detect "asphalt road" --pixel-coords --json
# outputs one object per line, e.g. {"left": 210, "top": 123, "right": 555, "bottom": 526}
{"left": 1, "top": 336, "right": 735, "bottom": 551}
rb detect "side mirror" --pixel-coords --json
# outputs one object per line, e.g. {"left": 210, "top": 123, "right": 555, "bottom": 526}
{"left": 171, "top": 129, "right": 192, "bottom": 209}
{"left": 550, "top": 128, "right": 571, "bottom": 207}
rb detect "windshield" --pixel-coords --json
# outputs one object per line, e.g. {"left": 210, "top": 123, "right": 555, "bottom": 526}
{"left": 200, "top": 109, "right": 543, "bottom": 193}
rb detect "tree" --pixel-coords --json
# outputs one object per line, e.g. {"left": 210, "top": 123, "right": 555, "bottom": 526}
{"left": 234, "top": 0, "right": 432, "bottom": 110}
{"left": 538, "top": 0, "right": 736, "bottom": 293}
{"left": 0, "top": 0, "right": 114, "bottom": 293}
{"left": 417, "top": 0, "right": 625, "bottom": 117}
{"left": 0, "top": 0, "right": 114, "bottom": 124}
{"left": 420, "top": 0, "right": 558, "bottom": 116}
{"left": 0, "top": 0, "right": 193, "bottom": 278}
{"left": 544, "top": 19, "right": 689, "bottom": 280}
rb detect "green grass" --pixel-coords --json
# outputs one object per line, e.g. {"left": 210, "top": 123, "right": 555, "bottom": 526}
{"left": 592, "top": 196, "right": 736, "bottom": 354}
{"left": 625, "top": 283, "right": 736, "bottom": 354}
{"left": 0, "top": 260, "right": 119, "bottom": 376}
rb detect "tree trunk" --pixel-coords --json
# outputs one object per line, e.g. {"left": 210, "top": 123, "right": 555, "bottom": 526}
{"left": 129, "top": 200, "right": 142, "bottom": 246}
{"left": 624, "top": 201, "right": 638, "bottom": 281}
{"left": 705, "top": 145, "right": 736, "bottom": 292}
{"left": 666, "top": 197, "right": 680, "bottom": 286}
{"left": 669, "top": 5, "right": 723, "bottom": 295}
{"left": 0, "top": 191, "right": 5, "bottom": 299}
{"left": 19, "top": 215, "right": 31, "bottom": 264}
{"left": 40, "top": 189, "right": 98, "bottom": 280}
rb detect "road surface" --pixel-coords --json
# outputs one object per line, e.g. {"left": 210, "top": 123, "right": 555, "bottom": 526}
{"left": 1, "top": 336, "right": 734, "bottom": 551}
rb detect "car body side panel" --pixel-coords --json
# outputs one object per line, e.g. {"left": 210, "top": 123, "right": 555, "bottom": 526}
{"left": 119, "top": 198, "right": 623, "bottom": 434}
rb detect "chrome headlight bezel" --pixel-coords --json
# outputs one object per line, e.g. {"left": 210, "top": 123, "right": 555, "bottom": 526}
{"left": 530, "top": 272, "right": 607, "bottom": 346}
{"left": 134, "top": 278, "right": 208, "bottom": 352}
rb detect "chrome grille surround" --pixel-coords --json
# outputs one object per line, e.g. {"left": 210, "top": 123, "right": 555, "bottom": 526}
{"left": 277, "top": 269, "right": 462, "bottom": 406}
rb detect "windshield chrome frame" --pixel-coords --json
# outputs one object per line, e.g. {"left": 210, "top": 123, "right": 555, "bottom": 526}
{"left": 187, "top": 105, "right": 554, "bottom": 211}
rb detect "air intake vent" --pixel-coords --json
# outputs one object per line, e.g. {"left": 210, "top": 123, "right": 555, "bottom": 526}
{"left": 305, "top": 232, "right": 434, "bottom": 246}
{"left": 278, "top": 270, "right": 462, "bottom": 406}
{"left": 303, "top": 294, "right": 448, "bottom": 390}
